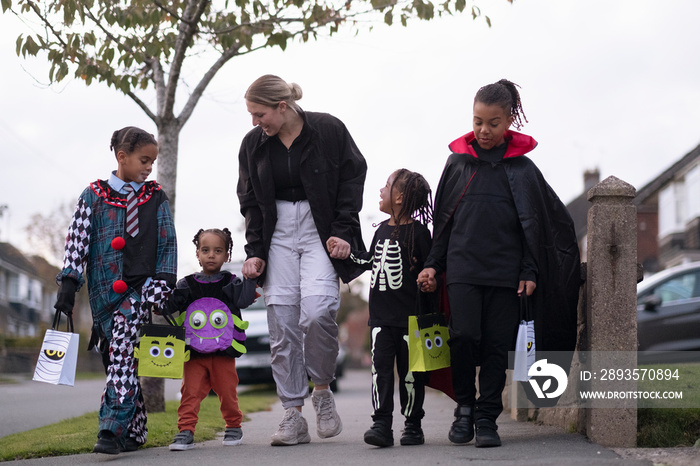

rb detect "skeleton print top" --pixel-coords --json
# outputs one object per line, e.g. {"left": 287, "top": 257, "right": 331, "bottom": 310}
{"left": 350, "top": 220, "right": 432, "bottom": 328}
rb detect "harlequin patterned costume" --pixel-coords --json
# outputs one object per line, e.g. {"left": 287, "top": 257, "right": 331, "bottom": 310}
{"left": 58, "top": 178, "right": 177, "bottom": 448}
{"left": 168, "top": 271, "right": 257, "bottom": 434}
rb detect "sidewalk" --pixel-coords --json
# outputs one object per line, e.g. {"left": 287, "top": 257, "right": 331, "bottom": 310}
{"left": 7, "top": 369, "right": 698, "bottom": 465}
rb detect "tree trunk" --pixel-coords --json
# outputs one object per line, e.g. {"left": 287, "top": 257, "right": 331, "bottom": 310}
{"left": 157, "top": 121, "right": 181, "bottom": 215}
{"left": 140, "top": 313, "right": 172, "bottom": 412}
{"left": 141, "top": 376, "right": 166, "bottom": 412}
{"left": 141, "top": 122, "right": 180, "bottom": 413}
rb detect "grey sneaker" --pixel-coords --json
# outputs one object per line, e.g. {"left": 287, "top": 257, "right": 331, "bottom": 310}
{"left": 169, "top": 430, "right": 194, "bottom": 451}
{"left": 311, "top": 388, "right": 343, "bottom": 438}
{"left": 223, "top": 427, "right": 243, "bottom": 446}
{"left": 271, "top": 408, "right": 312, "bottom": 446}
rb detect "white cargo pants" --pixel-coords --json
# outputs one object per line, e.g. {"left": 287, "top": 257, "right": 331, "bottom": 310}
{"left": 264, "top": 200, "right": 340, "bottom": 408}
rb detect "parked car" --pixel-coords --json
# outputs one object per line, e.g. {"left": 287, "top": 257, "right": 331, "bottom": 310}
{"left": 236, "top": 293, "right": 275, "bottom": 385}
{"left": 637, "top": 261, "right": 700, "bottom": 363}
{"left": 236, "top": 286, "right": 347, "bottom": 390}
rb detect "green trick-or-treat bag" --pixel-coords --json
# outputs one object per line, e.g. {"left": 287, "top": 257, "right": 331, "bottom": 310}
{"left": 408, "top": 312, "right": 451, "bottom": 372}
{"left": 135, "top": 317, "right": 190, "bottom": 379}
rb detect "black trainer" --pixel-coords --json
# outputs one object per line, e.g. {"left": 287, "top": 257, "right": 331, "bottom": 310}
{"left": 121, "top": 437, "right": 140, "bottom": 452}
{"left": 475, "top": 419, "right": 501, "bottom": 448}
{"left": 448, "top": 405, "right": 474, "bottom": 444}
{"left": 363, "top": 420, "right": 394, "bottom": 447}
{"left": 93, "top": 430, "right": 120, "bottom": 455}
{"left": 400, "top": 419, "right": 424, "bottom": 446}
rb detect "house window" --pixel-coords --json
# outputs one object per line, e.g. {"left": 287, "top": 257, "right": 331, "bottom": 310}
{"left": 686, "top": 165, "right": 700, "bottom": 220}
{"left": 658, "top": 182, "right": 686, "bottom": 238}
{"left": 0, "top": 270, "right": 6, "bottom": 302}
{"left": 8, "top": 272, "right": 20, "bottom": 302}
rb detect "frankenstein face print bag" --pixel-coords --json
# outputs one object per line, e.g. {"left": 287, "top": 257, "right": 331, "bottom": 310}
{"left": 408, "top": 291, "right": 451, "bottom": 372}
{"left": 33, "top": 310, "right": 80, "bottom": 386}
{"left": 135, "top": 307, "right": 190, "bottom": 379}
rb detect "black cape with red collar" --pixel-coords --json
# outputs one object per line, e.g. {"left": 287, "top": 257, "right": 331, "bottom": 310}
{"left": 428, "top": 130, "right": 582, "bottom": 355}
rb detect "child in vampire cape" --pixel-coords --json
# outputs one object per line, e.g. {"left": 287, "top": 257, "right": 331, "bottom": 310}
{"left": 417, "top": 79, "right": 581, "bottom": 448}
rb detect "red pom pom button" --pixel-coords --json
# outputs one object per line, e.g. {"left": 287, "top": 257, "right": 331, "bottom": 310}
{"left": 111, "top": 237, "right": 126, "bottom": 250}
{"left": 112, "top": 280, "right": 127, "bottom": 294}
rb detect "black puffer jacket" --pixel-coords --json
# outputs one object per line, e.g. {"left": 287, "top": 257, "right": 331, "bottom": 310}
{"left": 426, "top": 130, "right": 582, "bottom": 353}
{"left": 237, "top": 110, "right": 367, "bottom": 284}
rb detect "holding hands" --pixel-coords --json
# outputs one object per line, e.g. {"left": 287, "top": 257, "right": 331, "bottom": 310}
{"left": 417, "top": 267, "right": 437, "bottom": 293}
{"left": 242, "top": 257, "right": 266, "bottom": 279}
{"left": 326, "top": 236, "right": 351, "bottom": 260}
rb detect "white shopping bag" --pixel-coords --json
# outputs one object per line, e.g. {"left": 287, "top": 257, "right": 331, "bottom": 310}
{"left": 513, "top": 295, "right": 536, "bottom": 382}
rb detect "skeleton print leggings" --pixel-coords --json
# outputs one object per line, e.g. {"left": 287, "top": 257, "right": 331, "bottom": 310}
{"left": 369, "top": 326, "right": 426, "bottom": 423}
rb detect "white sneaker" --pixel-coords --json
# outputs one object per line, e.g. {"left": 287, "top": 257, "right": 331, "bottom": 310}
{"left": 271, "top": 408, "right": 312, "bottom": 446}
{"left": 312, "top": 388, "right": 343, "bottom": 438}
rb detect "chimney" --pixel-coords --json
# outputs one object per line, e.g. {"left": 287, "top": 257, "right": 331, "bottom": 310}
{"left": 584, "top": 168, "right": 600, "bottom": 191}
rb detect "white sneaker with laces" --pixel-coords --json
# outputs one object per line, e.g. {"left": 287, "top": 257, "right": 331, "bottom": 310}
{"left": 271, "top": 407, "right": 312, "bottom": 446}
{"left": 312, "top": 388, "right": 343, "bottom": 438}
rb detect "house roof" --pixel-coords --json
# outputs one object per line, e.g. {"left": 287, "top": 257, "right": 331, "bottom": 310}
{"left": 29, "top": 255, "right": 61, "bottom": 285}
{"left": 0, "top": 243, "right": 38, "bottom": 275}
{"left": 634, "top": 142, "right": 700, "bottom": 205}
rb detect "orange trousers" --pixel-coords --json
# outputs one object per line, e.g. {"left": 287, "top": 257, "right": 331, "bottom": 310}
{"left": 177, "top": 355, "right": 242, "bottom": 433}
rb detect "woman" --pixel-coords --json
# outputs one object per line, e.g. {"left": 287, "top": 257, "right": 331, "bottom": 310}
{"left": 237, "top": 75, "right": 367, "bottom": 446}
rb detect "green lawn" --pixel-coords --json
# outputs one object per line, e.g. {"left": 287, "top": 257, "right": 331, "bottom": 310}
{"left": 0, "top": 387, "right": 277, "bottom": 462}
{"left": 637, "top": 362, "right": 700, "bottom": 447}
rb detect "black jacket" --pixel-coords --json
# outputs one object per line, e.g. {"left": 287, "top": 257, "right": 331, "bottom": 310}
{"left": 426, "top": 130, "right": 582, "bottom": 353}
{"left": 237, "top": 110, "right": 367, "bottom": 284}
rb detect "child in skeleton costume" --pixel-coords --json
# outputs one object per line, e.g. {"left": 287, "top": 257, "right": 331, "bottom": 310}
{"left": 165, "top": 228, "right": 258, "bottom": 451}
{"left": 346, "top": 169, "right": 433, "bottom": 447}
{"left": 54, "top": 127, "right": 177, "bottom": 455}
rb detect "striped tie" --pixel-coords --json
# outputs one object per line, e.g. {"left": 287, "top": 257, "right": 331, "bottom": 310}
{"left": 124, "top": 184, "right": 139, "bottom": 237}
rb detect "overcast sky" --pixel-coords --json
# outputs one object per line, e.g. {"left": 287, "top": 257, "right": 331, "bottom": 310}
{"left": 2, "top": 0, "right": 700, "bottom": 275}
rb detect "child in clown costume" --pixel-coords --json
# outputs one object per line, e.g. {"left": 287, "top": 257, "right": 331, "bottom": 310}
{"left": 165, "top": 228, "right": 258, "bottom": 451}
{"left": 54, "top": 126, "right": 178, "bottom": 454}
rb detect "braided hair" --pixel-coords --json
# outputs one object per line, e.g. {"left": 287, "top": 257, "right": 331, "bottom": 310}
{"left": 110, "top": 126, "right": 158, "bottom": 155}
{"left": 474, "top": 79, "right": 528, "bottom": 130}
{"left": 192, "top": 228, "right": 233, "bottom": 262}
{"left": 389, "top": 169, "right": 433, "bottom": 271}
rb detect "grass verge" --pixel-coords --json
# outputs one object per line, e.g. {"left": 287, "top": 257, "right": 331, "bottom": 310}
{"left": 637, "top": 362, "right": 700, "bottom": 447}
{"left": 0, "top": 386, "right": 277, "bottom": 462}
{"left": 638, "top": 408, "right": 700, "bottom": 447}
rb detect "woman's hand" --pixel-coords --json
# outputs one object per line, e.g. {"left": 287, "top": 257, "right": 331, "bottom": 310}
{"left": 518, "top": 280, "right": 537, "bottom": 296}
{"left": 327, "top": 236, "right": 350, "bottom": 260}
{"left": 417, "top": 267, "right": 437, "bottom": 293}
{"left": 242, "top": 257, "right": 266, "bottom": 279}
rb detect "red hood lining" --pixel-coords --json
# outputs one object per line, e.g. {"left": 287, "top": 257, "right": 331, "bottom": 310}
{"left": 448, "top": 130, "right": 538, "bottom": 158}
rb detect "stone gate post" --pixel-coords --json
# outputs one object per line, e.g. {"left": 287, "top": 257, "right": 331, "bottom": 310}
{"left": 585, "top": 176, "right": 637, "bottom": 447}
